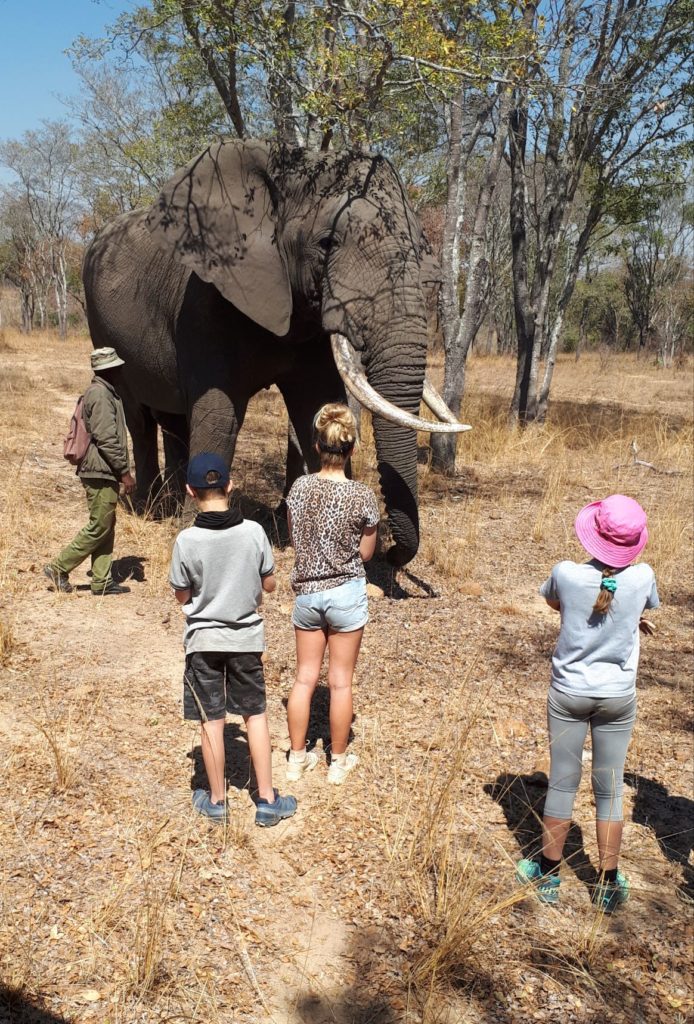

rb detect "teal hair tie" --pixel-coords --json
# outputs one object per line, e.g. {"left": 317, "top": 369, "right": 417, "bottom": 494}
{"left": 601, "top": 578, "right": 617, "bottom": 593}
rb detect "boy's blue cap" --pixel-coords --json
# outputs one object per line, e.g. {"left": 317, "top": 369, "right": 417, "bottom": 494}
{"left": 187, "top": 452, "right": 230, "bottom": 489}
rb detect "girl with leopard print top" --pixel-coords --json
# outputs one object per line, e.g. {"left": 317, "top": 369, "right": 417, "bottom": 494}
{"left": 285, "top": 403, "right": 379, "bottom": 785}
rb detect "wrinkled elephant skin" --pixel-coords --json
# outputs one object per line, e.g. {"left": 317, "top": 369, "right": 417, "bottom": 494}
{"left": 84, "top": 141, "right": 445, "bottom": 565}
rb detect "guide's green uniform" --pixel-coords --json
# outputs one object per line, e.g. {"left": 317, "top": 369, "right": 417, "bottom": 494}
{"left": 52, "top": 376, "right": 130, "bottom": 591}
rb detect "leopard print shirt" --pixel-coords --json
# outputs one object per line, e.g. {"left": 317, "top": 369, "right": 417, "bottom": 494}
{"left": 287, "top": 474, "right": 380, "bottom": 595}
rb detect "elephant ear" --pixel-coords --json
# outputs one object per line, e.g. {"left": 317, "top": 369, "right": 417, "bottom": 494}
{"left": 418, "top": 230, "right": 442, "bottom": 293}
{"left": 146, "top": 140, "right": 292, "bottom": 337}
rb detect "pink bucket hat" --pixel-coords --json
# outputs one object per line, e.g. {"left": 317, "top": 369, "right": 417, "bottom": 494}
{"left": 574, "top": 494, "right": 649, "bottom": 568}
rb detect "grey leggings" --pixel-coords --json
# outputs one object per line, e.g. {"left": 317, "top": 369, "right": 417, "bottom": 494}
{"left": 545, "top": 688, "right": 636, "bottom": 822}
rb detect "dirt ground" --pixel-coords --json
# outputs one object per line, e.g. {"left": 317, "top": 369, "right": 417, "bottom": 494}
{"left": 0, "top": 331, "right": 692, "bottom": 1024}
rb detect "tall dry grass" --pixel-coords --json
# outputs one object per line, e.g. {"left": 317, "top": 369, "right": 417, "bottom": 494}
{"left": 370, "top": 665, "right": 532, "bottom": 1014}
{"left": 413, "top": 358, "right": 693, "bottom": 597}
{"left": 0, "top": 329, "right": 691, "bottom": 1022}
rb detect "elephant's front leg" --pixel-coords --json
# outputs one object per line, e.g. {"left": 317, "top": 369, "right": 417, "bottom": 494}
{"left": 120, "top": 396, "right": 162, "bottom": 512}
{"left": 278, "top": 342, "right": 348, "bottom": 497}
{"left": 156, "top": 411, "right": 189, "bottom": 515}
{"left": 188, "top": 388, "right": 247, "bottom": 485}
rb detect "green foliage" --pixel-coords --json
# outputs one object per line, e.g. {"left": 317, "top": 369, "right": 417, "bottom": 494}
{"left": 71, "top": 1, "right": 527, "bottom": 158}
{"left": 563, "top": 272, "right": 634, "bottom": 353}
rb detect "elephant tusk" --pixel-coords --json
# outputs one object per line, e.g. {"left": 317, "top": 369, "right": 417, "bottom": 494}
{"left": 330, "top": 334, "right": 471, "bottom": 434}
{"left": 422, "top": 379, "right": 461, "bottom": 424}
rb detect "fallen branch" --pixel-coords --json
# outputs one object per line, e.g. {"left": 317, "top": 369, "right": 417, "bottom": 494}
{"left": 613, "top": 439, "right": 683, "bottom": 476}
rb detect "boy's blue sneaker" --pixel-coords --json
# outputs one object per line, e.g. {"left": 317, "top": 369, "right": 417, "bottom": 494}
{"left": 192, "top": 789, "right": 227, "bottom": 822}
{"left": 592, "top": 871, "right": 630, "bottom": 914}
{"left": 516, "top": 857, "right": 561, "bottom": 904}
{"left": 255, "top": 789, "right": 297, "bottom": 827}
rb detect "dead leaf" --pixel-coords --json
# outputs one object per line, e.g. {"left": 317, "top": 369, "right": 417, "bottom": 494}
{"left": 75, "top": 989, "right": 101, "bottom": 1004}
{"left": 494, "top": 718, "right": 530, "bottom": 740}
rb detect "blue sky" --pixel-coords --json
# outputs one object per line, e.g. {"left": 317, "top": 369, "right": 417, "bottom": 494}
{"left": 0, "top": 0, "right": 133, "bottom": 143}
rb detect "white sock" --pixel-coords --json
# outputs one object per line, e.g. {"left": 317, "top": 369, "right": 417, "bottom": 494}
{"left": 289, "top": 749, "right": 307, "bottom": 763}
{"left": 331, "top": 752, "right": 347, "bottom": 766}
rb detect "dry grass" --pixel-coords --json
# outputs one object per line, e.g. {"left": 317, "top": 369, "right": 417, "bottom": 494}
{"left": 0, "top": 328, "right": 15, "bottom": 353}
{"left": 32, "top": 714, "right": 77, "bottom": 793}
{"left": 0, "top": 327, "right": 692, "bottom": 1024}
{"left": 0, "top": 616, "right": 14, "bottom": 665}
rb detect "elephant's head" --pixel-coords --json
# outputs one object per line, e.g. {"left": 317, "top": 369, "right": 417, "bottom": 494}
{"left": 146, "top": 140, "right": 468, "bottom": 566}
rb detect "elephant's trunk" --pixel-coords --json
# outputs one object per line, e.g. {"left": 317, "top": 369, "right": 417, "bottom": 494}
{"left": 365, "top": 332, "right": 429, "bottom": 566}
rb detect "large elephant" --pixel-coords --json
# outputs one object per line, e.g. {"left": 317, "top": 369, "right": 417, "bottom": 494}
{"left": 83, "top": 140, "right": 468, "bottom": 566}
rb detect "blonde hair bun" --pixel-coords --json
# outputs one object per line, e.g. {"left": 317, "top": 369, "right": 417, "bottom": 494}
{"left": 314, "top": 403, "right": 357, "bottom": 463}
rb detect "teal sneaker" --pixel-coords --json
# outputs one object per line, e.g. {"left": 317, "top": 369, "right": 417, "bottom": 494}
{"left": 592, "top": 871, "right": 630, "bottom": 913}
{"left": 516, "top": 858, "right": 561, "bottom": 904}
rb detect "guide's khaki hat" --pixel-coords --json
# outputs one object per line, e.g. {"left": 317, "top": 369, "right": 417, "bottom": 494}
{"left": 91, "top": 347, "right": 125, "bottom": 372}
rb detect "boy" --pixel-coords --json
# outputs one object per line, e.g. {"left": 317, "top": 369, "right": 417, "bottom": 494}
{"left": 169, "top": 452, "right": 296, "bottom": 827}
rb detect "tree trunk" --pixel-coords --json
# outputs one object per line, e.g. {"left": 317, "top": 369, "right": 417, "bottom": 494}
{"left": 508, "top": 82, "right": 535, "bottom": 426}
{"left": 575, "top": 298, "right": 588, "bottom": 362}
{"left": 54, "top": 250, "right": 69, "bottom": 339}
{"left": 431, "top": 87, "right": 501, "bottom": 473}
{"left": 269, "top": 3, "right": 302, "bottom": 145}
{"left": 181, "top": 7, "right": 246, "bottom": 138}
{"left": 430, "top": 92, "right": 466, "bottom": 473}
{"left": 20, "top": 290, "right": 34, "bottom": 333}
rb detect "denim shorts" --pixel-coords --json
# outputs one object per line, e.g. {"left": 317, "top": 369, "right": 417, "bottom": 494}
{"left": 292, "top": 577, "right": 369, "bottom": 632}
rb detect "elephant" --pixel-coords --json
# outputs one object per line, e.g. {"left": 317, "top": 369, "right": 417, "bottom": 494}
{"left": 83, "top": 140, "right": 468, "bottom": 566}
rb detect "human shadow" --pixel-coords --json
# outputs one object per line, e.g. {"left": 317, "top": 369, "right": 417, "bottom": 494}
{"left": 484, "top": 772, "right": 597, "bottom": 887}
{"left": 625, "top": 773, "right": 694, "bottom": 896}
{"left": 291, "top": 925, "right": 518, "bottom": 1024}
{"left": 111, "top": 554, "right": 147, "bottom": 583}
{"left": 74, "top": 555, "right": 146, "bottom": 590}
{"left": 281, "top": 684, "right": 355, "bottom": 758}
{"left": 293, "top": 927, "right": 396, "bottom": 1024}
{"left": 188, "top": 720, "right": 257, "bottom": 798}
{"left": 0, "top": 983, "right": 69, "bottom": 1023}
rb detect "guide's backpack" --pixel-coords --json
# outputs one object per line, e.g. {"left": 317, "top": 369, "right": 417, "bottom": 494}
{"left": 63, "top": 395, "right": 92, "bottom": 466}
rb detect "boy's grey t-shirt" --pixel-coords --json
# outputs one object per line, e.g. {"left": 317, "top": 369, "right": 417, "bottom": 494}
{"left": 169, "top": 521, "right": 274, "bottom": 653}
{"left": 540, "top": 560, "right": 659, "bottom": 697}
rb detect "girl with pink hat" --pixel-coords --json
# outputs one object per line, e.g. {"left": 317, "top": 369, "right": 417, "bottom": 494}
{"left": 516, "top": 494, "right": 659, "bottom": 912}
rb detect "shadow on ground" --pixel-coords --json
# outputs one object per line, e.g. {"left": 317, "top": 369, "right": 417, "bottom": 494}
{"left": 0, "top": 984, "right": 69, "bottom": 1023}
{"left": 111, "top": 554, "right": 147, "bottom": 583}
{"left": 484, "top": 771, "right": 597, "bottom": 887}
{"left": 188, "top": 721, "right": 255, "bottom": 797}
{"left": 291, "top": 926, "right": 521, "bottom": 1024}
{"left": 281, "top": 684, "right": 355, "bottom": 757}
{"left": 625, "top": 773, "right": 694, "bottom": 896}
{"left": 292, "top": 928, "right": 396, "bottom": 1024}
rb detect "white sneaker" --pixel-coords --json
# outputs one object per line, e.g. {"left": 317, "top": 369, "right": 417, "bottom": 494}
{"left": 327, "top": 753, "right": 359, "bottom": 785}
{"left": 286, "top": 750, "right": 320, "bottom": 782}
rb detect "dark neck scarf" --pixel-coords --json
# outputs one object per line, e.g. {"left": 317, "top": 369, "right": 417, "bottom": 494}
{"left": 194, "top": 508, "right": 243, "bottom": 530}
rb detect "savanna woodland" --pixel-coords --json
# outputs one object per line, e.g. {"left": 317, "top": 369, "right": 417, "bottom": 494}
{"left": 0, "top": 1, "right": 692, "bottom": 1023}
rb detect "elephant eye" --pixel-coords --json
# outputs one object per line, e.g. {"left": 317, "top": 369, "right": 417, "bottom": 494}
{"left": 318, "top": 236, "right": 334, "bottom": 252}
